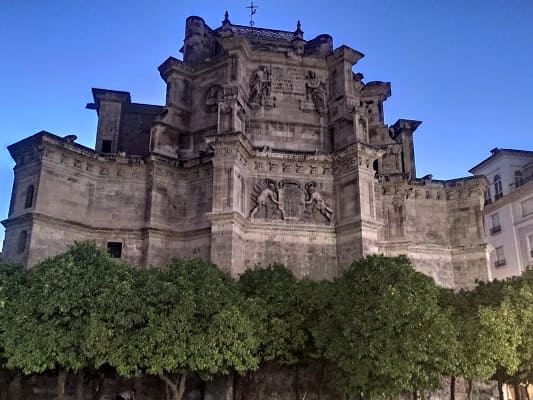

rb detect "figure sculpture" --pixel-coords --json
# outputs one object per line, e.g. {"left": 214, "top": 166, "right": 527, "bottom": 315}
{"left": 305, "top": 70, "right": 327, "bottom": 113}
{"left": 250, "top": 179, "right": 285, "bottom": 220}
{"left": 305, "top": 182, "right": 333, "bottom": 221}
{"left": 249, "top": 66, "right": 271, "bottom": 105}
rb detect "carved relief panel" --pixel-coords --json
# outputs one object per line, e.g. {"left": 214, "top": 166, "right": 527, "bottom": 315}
{"left": 249, "top": 178, "right": 333, "bottom": 225}
{"left": 248, "top": 66, "right": 273, "bottom": 108}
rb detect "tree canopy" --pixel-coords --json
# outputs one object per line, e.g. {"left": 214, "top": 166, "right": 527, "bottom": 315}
{"left": 1, "top": 243, "right": 533, "bottom": 400}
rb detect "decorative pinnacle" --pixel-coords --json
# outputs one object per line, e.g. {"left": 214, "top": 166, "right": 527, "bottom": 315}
{"left": 294, "top": 19, "right": 304, "bottom": 39}
{"left": 223, "top": 10, "right": 231, "bottom": 25}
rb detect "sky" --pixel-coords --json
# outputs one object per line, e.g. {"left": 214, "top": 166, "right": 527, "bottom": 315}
{"left": 0, "top": 0, "right": 532, "bottom": 247}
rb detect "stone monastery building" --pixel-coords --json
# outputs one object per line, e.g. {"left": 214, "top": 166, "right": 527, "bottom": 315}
{"left": 2, "top": 15, "right": 490, "bottom": 287}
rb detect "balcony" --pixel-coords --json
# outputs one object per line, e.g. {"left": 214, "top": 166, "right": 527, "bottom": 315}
{"left": 494, "top": 259, "right": 506, "bottom": 268}
{"left": 490, "top": 225, "right": 501, "bottom": 235}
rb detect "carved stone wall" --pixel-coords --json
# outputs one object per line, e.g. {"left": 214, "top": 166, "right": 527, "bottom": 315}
{"left": 2, "top": 16, "right": 490, "bottom": 288}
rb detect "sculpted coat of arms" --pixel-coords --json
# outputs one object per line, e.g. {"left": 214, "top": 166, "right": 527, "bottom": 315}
{"left": 249, "top": 178, "right": 333, "bottom": 224}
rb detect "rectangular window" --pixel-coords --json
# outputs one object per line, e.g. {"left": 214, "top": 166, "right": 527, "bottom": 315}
{"left": 490, "top": 213, "right": 501, "bottom": 235}
{"left": 522, "top": 197, "right": 533, "bottom": 217}
{"left": 484, "top": 188, "right": 492, "bottom": 205}
{"left": 529, "top": 235, "right": 533, "bottom": 259}
{"left": 107, "top": 242, "right": 122, "bottom": 258}
{"left": 101, "top": 140, "right": 112, "bottom": 154}
{"left": 24, "top": 185, "right": 35, "bottom": 209}
{"left": 494, "top": 177, "right": 503, "bottom": 200}
{"left": 494, "top": 246, "right": 506, "bottom": 267}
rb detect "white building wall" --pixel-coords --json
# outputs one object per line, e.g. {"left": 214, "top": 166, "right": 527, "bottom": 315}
{"left": 472, "top": 149, "right": 533, "bottom": 280}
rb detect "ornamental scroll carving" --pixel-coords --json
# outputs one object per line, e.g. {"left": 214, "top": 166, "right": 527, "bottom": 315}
{"left": 249, "top": 178, "right": 332, "bottom": 225}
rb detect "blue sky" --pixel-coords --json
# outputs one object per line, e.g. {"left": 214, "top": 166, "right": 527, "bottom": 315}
{"left": 1, "top": 0, "right": 532, "bottom": 248}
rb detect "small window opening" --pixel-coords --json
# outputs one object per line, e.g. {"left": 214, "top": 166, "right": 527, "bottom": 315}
{"left": 515, "top": 171, "right": 524, "bottom": 188}
{"left": 484, "top": 187, "right": 492, "bottom": 205}
{"left": 107, "top": 242, "right": 122, "bottom": 258}
{"left": 373, "top": 160, "right": 379, "bottom": 175}
{"left": 24, "top": 185, "right": 35, "bottom": 209}
{"left": 494, "top": 246, "right": 506, "bottom": 267}
{"left": 17, "top": 231, "right": 27, "bottom": 254}
{"left": 494, "top": 175, "right": 503, "bottom": 200}
{"left": 101, "top": 140, "right": 112, "bottom": 154}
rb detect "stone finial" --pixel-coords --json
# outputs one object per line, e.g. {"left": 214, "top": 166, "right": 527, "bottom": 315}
{"left": 222, "top": 10, "right": 231, "bottom": 26}
{"left": 294, "top": 20, "right": 304, "bottom": 37}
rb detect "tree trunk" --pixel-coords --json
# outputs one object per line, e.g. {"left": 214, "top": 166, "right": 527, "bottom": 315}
{"left": 498, "top": 379, "right": 505, "bottom": 400}
{"left": 225, "top": 372, "right": 234, "bottom": 400}
{"left": 293, "top": 364, "right": 300, "bottom": 400}
{"left": 317, "top": 363, "right": 324, "bottom": 400}
{"left": 413, "top": 391, "right": 418, "bottom": 400}
{"left": 160, "top": 374, "right": 187, "bottom": 400}
{"left": 164, "top": 380, "right": 170, "bottom": 400}
{"left": 9, "top": 374, "right": 22, "bottom": 400}
{"left": 74, "top": 370, "right": 84, "bottom": 400}
{"left": 450, "top": 376, "right": 456, "bottom": 400}
{"left": 467, "top": 379, "right": 473, "bottom": 400}
{"left": 524, "top": 383, "right": 530, "bottom": 400}
{"left": 513, "top": 377, "right": 522, "bottom": 400}
{"left": 233, "top": 372, "right": 242, "bottom": 400}
{"left": 57, "top": 369, "right": 68, "bottom": 400}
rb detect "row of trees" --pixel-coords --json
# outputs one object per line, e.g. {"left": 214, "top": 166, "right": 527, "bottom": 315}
{"left": 1, "top": 242, "right": 532, "bottom": 400}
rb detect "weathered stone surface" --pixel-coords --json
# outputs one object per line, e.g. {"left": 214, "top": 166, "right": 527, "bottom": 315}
{"left": 2, "top": 16, "right": 490, "bottom": 289}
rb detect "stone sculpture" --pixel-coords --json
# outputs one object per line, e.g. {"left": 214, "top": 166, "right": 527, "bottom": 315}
{"left": 305, "top": 182, "right": 333, "bottom": 221}
{"left": 305, "top": 70, "right": 327, "bottom": 114}
{"left": 248, "top": 66, "right": 271, "bottom": 106}
{"left": 250, "top": 179, "right": 285, "bottom": 220}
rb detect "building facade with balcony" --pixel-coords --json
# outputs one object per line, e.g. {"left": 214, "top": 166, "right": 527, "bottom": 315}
{"left": 470, "top": 148, "right": 533, "bottom": 280}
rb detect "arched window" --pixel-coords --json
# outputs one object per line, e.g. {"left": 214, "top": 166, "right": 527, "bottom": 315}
{"left": 24, "top": 184, "right": 34, "bottom": 209}
{"left": 494, "top": 175, "right": 503, "bottom": 200}
{"left": 17, "top": 231, "right": 27, "bottom": 254}
{"left": 515, "top": 171, "right": 524, "bottom": 188}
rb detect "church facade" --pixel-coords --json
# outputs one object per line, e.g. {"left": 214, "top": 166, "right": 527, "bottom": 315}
{"left": 2, "top": 15, "right": 489, "bottom": 287}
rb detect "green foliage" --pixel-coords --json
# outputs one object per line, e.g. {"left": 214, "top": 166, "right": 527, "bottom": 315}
{"left": 1, "top": 242, "right": 128, "bottom": 374}
{"left": 87, "top": 258, "right": 259, "bottom": 385}
{"left": 500, "top": 272, "right": 533, "bottom": 385}
{"left": 0, "top": 261, "right": 25, "bottom": 365}
{"left": 3, "top": 244, "right": 533, "bottom": 398}
{"left": 238, "top": 265, "right": 330, "bottom": 366}
{"left": 314, "top": 255, "right": 456, "bottom": 398}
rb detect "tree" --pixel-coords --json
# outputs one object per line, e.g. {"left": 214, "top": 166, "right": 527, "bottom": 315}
{"left": 239, "top": 265, "right": 333, "bottom": 399}
{"left": 500, "top": 272, "right": 533, "bottom": 400}
{"left": 441, "top": 279, "right": 522, "bottom": 400}
{"left": 239, "top": 265, "right": 306, "bottom": 365}
{"left": 1, "top": 242, "right": 131, "bottom": 400}
{"left": 0, "top": 261, "right": 24, "bottom": 363}
{"left": 314, "top": 255, "right": 457, "bottom": 399}
{"left": 88, "top": 258, "right": 259, "bottom": 400}
{"left": 0, "top": 261, "right": 25, "bottom": 398}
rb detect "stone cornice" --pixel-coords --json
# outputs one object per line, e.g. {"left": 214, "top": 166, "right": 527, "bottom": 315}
{"left": 361, "top": 81, "right": 391, "bottom": 101}
{"left": 205, "top": 131, "right": 254, "bottom": 159}
{"left": 379, "top": 174, "right": 487, "bottom": 202}
{"left": 329, "top": 45, "right": 364, "bottom": 65}
{"left": 2, "top": 212, "right": 211, "bottom": 237}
